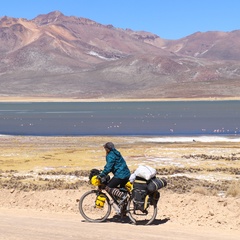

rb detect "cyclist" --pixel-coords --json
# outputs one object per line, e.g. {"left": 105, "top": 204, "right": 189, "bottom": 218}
{"left": 98, "top": 142, "right": 130, "bottom": 201}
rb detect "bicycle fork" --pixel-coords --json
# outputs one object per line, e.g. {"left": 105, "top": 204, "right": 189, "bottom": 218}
{"left": 111, "top": 201, "right": 121, "bottom": 215}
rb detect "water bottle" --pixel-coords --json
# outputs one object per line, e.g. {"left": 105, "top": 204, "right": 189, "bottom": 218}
{"left": 112, "top": 202, "right": 121, "bottom": 214}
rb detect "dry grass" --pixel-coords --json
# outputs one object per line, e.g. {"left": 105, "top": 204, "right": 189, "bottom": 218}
{"left": 0, "top": 136, "right": 107, "bottom": 171}
{"left": 1, "top": 135, "right": 240, "bottom": 197}
{"left": 191, "top": 187, "right": 220, "bottom": 196}
{"left": 192, "top": 186, "right": 210, "bottom": 195}
{"left": 226, "top": 181, "right": 240, "bottom": 197}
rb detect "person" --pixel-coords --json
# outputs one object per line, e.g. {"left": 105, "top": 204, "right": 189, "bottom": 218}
{"left": 98, "top": 142, "right": 131, "bottom": 201}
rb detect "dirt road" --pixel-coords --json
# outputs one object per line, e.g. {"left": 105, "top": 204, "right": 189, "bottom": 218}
{"left": 0, "top": 208, "right": 238, "bottom": 240}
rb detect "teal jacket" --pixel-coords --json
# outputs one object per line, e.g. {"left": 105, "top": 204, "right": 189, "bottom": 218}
{"left": 99, "top": 148, "right": 130, "bottom": 179}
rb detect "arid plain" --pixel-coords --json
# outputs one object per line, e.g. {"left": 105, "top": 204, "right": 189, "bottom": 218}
{"left": 0, "top": 134, "right": 240, "bottom": 239}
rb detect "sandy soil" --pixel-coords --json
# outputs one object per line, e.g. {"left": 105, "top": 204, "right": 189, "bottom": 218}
{"left": 0, "top": 208, "right": 239, "bottom": 240}
{"left": 0, "top": 135, "right": 240, "bottom": 239}
{"left": 0, "top": 96, "right": 240, "bottom": 102}
{"left": 0, "top": 189, "right": 239, "bottom": 240}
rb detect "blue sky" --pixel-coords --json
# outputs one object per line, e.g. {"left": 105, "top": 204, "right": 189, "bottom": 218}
{"left": 1, "top": 0, "right": 239, "bottom": 40}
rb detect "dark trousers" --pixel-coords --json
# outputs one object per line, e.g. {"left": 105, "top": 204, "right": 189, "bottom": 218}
{"left": 106, "top": 177, "right": 129, "bottom": 198}
{"left": 107, "top": 177, "right": 129, "bottom": 188}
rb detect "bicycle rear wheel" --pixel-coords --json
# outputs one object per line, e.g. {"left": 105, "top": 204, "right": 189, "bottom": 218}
{"left": 127, "top": 196, "right": 157, "bottom": 225}
{"left": 79, "top": 190, "right": 111, "bottom": 222}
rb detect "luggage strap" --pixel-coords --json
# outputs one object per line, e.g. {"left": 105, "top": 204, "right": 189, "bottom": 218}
{"left": 134, "top": 179, "right": 147, "bottom": 184}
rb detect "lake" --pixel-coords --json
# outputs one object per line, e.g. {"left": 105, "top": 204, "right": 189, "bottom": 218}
{"left": 0, "top": 101, "right": 239, "bottom": 136}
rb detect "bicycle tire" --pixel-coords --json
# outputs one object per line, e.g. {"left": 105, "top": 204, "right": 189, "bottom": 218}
{"left": 79, "top": 190, "right": 111, "bottom": 222}
{"left": 127, "top": 196, "right": 157, "bottom": 225}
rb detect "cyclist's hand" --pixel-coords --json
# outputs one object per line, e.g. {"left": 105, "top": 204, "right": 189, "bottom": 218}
{"left": 97, "top": 175, "right": 106, "bottom": 183}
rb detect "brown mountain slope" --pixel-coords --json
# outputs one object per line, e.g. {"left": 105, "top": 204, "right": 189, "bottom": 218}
{"left": 0, "top": 11, "right": 240, "bottom": 99}
{"left": 165, "top": 31, "right": 240, "bottom": 61}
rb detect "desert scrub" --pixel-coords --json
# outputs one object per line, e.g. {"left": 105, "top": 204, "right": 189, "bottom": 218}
{"left": 191, "top": 187, "right": 219, "bottom": 196}
{"left": 192, "top": 186, "right": 210, "bottom": 195}
{"left": 226, "top": 181, "right": 240, "bottom": 197}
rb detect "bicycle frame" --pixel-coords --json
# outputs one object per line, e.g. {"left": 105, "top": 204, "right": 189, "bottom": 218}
{"left": 98, "top": 184, "right": 130, "bottom": 215}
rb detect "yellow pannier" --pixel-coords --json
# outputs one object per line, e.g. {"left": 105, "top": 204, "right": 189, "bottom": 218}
{"left": 95, "top": 194, "right": 106, "bottom": 208}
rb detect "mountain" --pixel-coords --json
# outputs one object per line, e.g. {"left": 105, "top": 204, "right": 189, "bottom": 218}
{"left": 0, "top": 11, "right": 240, "bottom": 99}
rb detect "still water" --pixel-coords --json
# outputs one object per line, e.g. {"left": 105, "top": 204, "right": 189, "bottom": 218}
{"left": 0, "top": 101, "right": 239, "bottom": 136}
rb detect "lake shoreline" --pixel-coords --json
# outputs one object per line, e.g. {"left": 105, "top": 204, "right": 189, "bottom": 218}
{"left": 1, "top": 96, "right": 240, "bottom": 102}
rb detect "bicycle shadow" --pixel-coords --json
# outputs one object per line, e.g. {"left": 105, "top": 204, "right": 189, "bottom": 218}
{"left": 106, "top": 215, "right": 132, "bottom": 224}
{"left": 106, "top": 215, "right": 170, "bottom": 225}
{"left": 151, "top": 217, "right": 170, "bottom": 225}
{"left": 81, "top": 215, "right": 131, "bottom": 224}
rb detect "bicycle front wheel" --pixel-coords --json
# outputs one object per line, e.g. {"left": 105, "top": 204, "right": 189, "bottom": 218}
{"left": 79, "top": 190, "right": 111, "bottom": 222}
{"left": 127, "top": 196, "right": 157, "bottom": 225}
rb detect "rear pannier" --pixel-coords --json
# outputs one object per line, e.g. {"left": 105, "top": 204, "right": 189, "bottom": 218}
{"left": 132, "top": 178, "right": 148, "bottom": 211}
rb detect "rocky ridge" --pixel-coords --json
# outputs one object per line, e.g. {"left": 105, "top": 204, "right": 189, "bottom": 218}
{"left": 1, "top": 11, "right": 240, "bottom": 99}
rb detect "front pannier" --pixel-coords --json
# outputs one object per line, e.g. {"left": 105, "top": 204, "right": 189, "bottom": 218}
{"left": 147, "top": 177, "right": 167, "bottom": 193}
{"left": 95, "top": 193, "right": 106, "bottom": 208}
